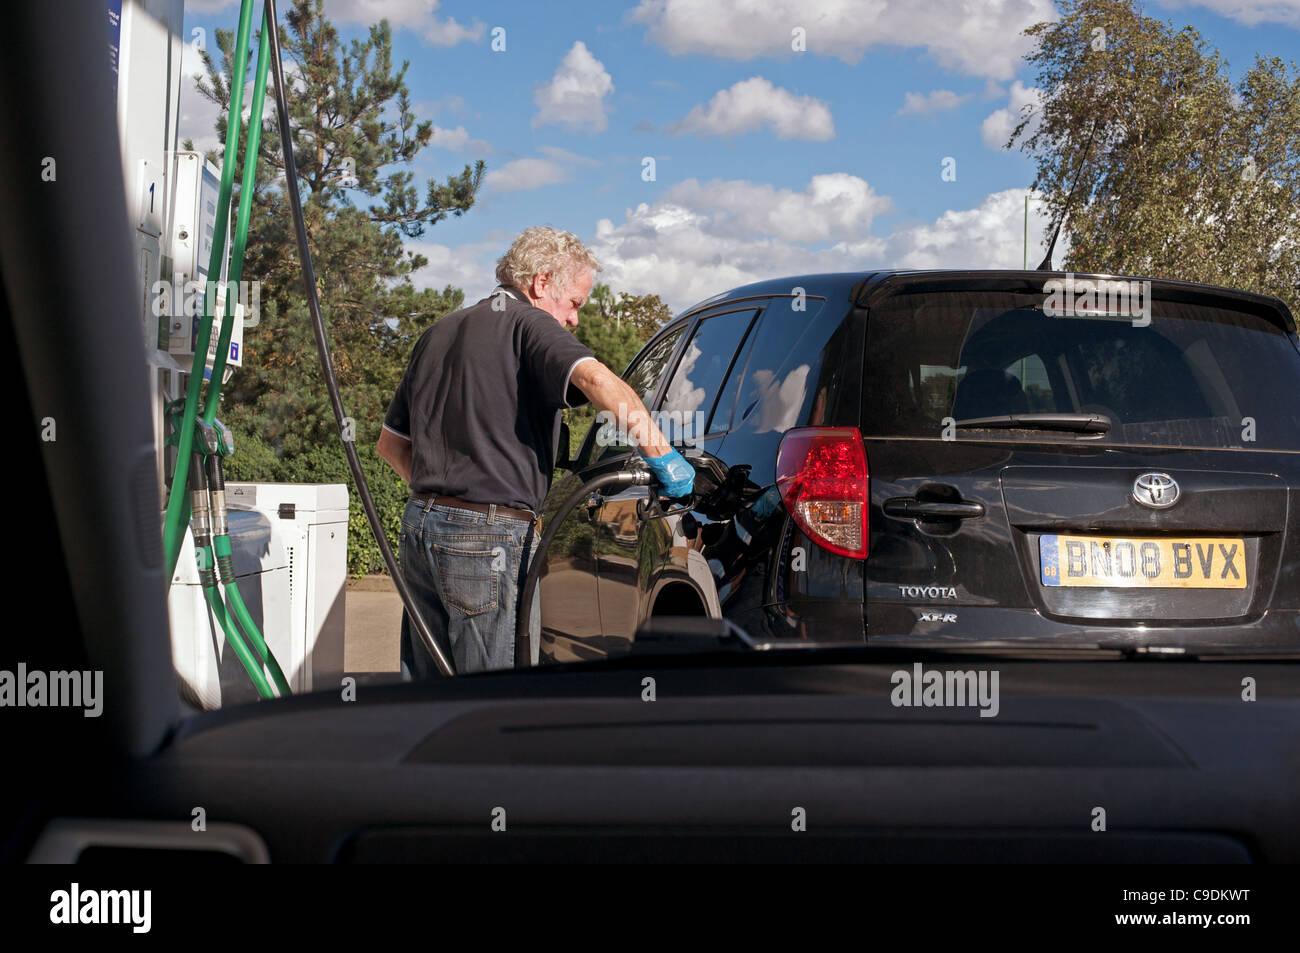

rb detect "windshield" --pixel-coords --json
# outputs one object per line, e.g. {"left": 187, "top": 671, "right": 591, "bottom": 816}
{"left": 53, "top": 0, "right": 1295, "bottom": 716}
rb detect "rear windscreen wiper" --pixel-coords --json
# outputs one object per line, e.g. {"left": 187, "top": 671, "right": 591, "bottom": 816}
{"left": 953, "top": 413, "right": 1111, "bottom": 434}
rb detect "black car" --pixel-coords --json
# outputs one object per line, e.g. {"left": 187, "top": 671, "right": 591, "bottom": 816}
{"left": 536, "top": 270, "right": 1300, "bottom": 661}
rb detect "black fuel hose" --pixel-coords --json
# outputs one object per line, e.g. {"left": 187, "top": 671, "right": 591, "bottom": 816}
{"left": 264, "top": 0, "right": 454, "bottom": 677}
{"left": 515, "top": 469, "right": 652, "bottom": 667}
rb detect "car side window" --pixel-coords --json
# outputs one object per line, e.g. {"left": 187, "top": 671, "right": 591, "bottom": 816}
{"left": 624, "top": 324, "right": 686, "bottom": 404}
{"left": 726, "top": 296, "right": 832, "bottom": 436}
{"left": 707, "top": 311, "right": 761, "bottom": 435}
{"left": 660, "top": 308, "right": 759, "bottom": 443}
{"left": 581, "top": 324, "right": 686, "bottom": 464}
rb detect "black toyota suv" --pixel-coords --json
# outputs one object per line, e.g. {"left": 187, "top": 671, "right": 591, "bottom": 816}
{"left": 536, "top": 270, "right": 1300, "bottom": 661}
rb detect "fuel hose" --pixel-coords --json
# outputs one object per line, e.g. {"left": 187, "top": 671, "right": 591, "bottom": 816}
{"left": 263, "top": 0, "right": 454, "bottom": 676}
{"left": 161, "top": 0, "right": 257, "bottom": 582}
{"left": 208, "top": 454, "right": 292, "bottom": 696}
{"left": 189, "top": 451, "right": 275, "bottom": 699}
{"left": 515, "top": 469, "right": 652, "bottom": 667}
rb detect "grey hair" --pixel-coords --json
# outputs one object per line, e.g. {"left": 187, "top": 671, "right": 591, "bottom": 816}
{"left": 495, "top": 226, "right": 601, "bottom": 295}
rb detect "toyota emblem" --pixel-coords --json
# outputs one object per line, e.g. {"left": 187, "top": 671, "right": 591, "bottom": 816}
{"left": 1133, "top": 472, "right": 1180, "bottom": 509}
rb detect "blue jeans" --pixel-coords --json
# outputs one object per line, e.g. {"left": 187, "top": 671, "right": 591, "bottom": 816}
{"left": 399, "top": 498, "right": 540, "bottom": 675}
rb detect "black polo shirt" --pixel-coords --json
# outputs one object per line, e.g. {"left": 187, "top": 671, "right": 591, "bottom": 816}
{"left": 382, "top": 284, "right": 596, "bottom": 512}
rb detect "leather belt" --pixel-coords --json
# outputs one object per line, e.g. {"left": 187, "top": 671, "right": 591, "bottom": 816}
{"left": 411, "top": 491, "right": 538, "bottom": 525}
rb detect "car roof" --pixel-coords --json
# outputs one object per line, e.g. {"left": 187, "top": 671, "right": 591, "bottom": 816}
{"left": 676, "top": 269, "right": 1297, "bottom": 333}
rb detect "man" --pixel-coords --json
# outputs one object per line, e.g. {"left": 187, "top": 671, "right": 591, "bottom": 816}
{"left": 376, "top": 226, "right": 694, "bottom": 675}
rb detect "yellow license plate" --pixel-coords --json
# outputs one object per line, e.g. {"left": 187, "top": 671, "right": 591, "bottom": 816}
{"left": 1040, "top": 534, "right": 1247, "bottom": 589}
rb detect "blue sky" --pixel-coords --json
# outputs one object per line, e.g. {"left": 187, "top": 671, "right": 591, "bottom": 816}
{"left": 179, "top": 0, "right": 1300, "bottom": 312}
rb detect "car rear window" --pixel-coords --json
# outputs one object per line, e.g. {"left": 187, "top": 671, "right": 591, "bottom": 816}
{"left": 864, "top": 290, "right": 1300, "bottom": 451}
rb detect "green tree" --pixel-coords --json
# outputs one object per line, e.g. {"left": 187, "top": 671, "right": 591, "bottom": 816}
{"left": 586, "top": 283, "right": 674, "bottom": 342}
{"left": 1011, "top": 0, "right": 1300, "bottom": 312}
{"left": 576, "top": 283, "right": 645, "bottom": 373}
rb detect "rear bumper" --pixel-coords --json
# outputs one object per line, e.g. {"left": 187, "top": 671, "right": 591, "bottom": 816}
{"left": 865, "top": 604, "right": 1300, "bottom": 651}
{"left": 729, "top": 601, "right": 1300, "bottom": 651}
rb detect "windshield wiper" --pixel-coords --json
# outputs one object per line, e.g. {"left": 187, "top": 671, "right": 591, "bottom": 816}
{"left": 953, "top": 413, "right": 1111, "bottom": 434}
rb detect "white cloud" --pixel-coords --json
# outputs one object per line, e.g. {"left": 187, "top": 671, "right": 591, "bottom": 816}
{"left": 177, "top": 42, "right": 222, "bottom": 155}
{"left": 538, "top": 145, "right": 599, "bottom": 164}
{"left": 662, "top": 174, "right": 890, "bottom": 243}
{"left": 406, "top": 188, "right": 1057, "bottom": 314}
{"left": 671, "top": 77, "right": 834, "bottom": 140}
{"left": 588, "top": 181, "right": 1054, "bottom": 312}
{"left": 406, "top": 239, "right": 502, "bottom": 305}
{"left": 484, "top": 158, "right": 570, "bottom": 192}
{"left": 630, "top": 0, "right": 1059, "bottom": 81}
{"left": 898, "top": 89, "right": 972, "bottom": 116}
{"left": 430, "top": 125, "right": 492, "bottom": 154}
{"left": 532, "top": 41, "right": 615, "bottom": 133}
{"left": 881, "top": 188, "right": 1055, "bottom": 270}
{"left": 1155, "top": 0, "right": 1300, "bottom": 27}
{"left": 982, "top": 80, "right": 1042, "bottom": 150}
{"left": 481, "top": 148, "right": 597, "bottom": 194}
{"left": 323, "top": 0, "right": 483, "bottom": 46}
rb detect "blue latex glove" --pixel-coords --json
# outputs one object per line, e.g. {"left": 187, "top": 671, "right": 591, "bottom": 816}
{"left": 639, "top": 447, "right": 695, "bottom": 498}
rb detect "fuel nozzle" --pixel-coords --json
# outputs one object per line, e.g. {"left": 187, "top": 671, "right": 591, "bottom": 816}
{"left": 187, "top": 451, "right": 212, "bottom": 551}
{"left": 195, "top": 419, "right": 221, "bottom": 456}
{"left": 205, "top": 453, "right": 229, "bottom": 540}
{"left": 211, "top": 418, "right": 236, "bottom": 457}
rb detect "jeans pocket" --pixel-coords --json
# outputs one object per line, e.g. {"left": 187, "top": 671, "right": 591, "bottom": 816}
{"left": 432, "top": 541, "right": 501, "bottom": 616}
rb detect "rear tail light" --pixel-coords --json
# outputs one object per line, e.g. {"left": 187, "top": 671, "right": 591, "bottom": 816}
{"left": 775, "top": 426, "right": 869, "bottom": 559}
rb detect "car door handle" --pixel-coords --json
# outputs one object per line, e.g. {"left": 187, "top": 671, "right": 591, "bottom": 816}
{"left": 883, "top": 498, "right": 985, "bottom": 520}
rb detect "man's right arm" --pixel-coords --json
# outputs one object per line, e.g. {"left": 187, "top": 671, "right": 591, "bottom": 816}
{"left": 569, "top": 359, "right": 672, "bottom": 456}
{"left": 570, "top": 359, "right": 695, "bottom": 497}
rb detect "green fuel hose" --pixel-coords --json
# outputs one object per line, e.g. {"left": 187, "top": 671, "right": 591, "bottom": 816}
{"left": 162, "top": 0, "right": 257, "bottom": 582}
{"left": 158, "top": 0, "right": 294, "bottom": 702}
{"left": 188, "top": 452, "right": 275, "bottom": 699}
{"left": 203, "top": 3, "right": 271, "bottom": 428}
{"left": 199, "top": 546, "right": 275, "bottom": 700}
{"left": 214, "top": 535, "right": 291, "bottom": 696}
{"left": 208, "top": 450, "right": 291, "bottom": 697}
